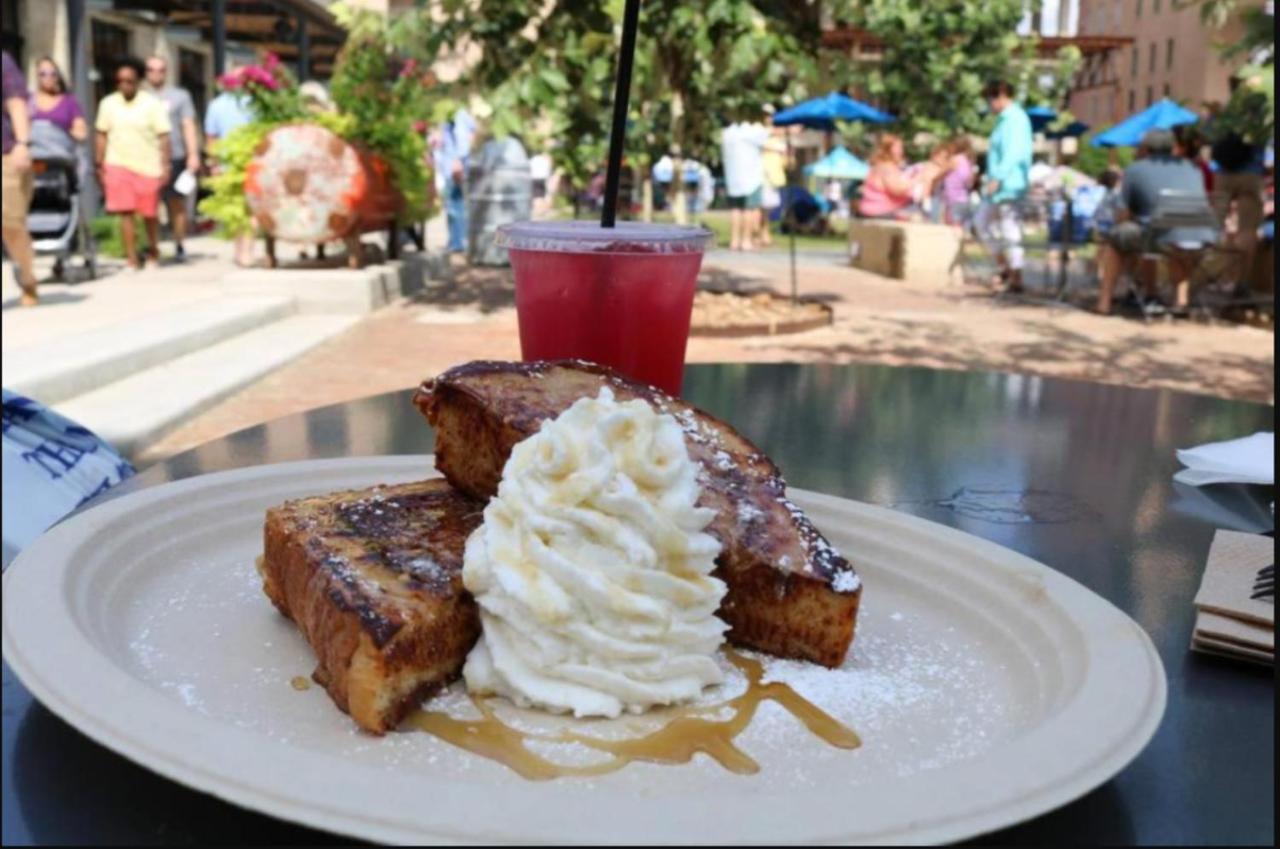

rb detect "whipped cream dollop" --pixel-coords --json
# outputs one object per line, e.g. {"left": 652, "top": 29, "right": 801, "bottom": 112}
{"left": 461, "top": 387, "right": 727, "bottom": 717}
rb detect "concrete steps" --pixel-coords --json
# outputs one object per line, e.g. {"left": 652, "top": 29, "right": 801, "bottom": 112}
{"left": 2, "top": 296, "right": 295, "bottom": 405}
{"left": 2, "top": 246, "right": 445, "bottom": 461}
{"left": 55, "top": 315, "right": 359, "bottom": 458}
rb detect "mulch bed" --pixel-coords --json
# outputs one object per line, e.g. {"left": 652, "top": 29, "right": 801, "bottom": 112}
{"left": 690, "top": 290, "right": 833, "bottom": 337}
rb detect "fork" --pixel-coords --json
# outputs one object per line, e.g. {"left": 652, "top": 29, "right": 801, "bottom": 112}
{"left": 1250, "top": 563, "right": 1274, "bottom": 601}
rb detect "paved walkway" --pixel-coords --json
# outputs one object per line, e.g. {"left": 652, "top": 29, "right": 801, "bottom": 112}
{"left": 132, "top": 246, "right": 1274, "bottom": 466}
{"left": 1, "top": 236, "right": 240, "bottom": 350}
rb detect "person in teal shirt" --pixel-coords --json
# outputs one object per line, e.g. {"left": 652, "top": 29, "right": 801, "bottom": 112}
{"left": 976, "top": 80, "right": 1033, "bottom": 292}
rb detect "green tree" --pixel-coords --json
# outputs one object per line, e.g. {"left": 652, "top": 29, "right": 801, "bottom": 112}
{"left": 631, "top": 1, "right": 818, "bottom": 220}
{"left": 1073, "top": 139, "right": 1134, "bottom": 179}
{"left": 436, "top": 1, "right": 829, "bottom": 219}
{"left": 825, "top": 2, "right": 1082, "bottom": 154}
{"left": 471, "top": 2, "right": 619, "bottom": 213}
{"left": 1174, "top": 0, "right": 1274, "bottom": 143}
{"left": 840, "top": 0, "right": 1031, "bottom": 141}
{"left": 434, "top": 0, "right": 1085, "bottom": 204}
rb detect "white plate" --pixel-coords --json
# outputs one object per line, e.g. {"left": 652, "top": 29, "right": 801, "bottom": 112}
{"left": 2, "top": 456, "right": 1166, "bottom": 844}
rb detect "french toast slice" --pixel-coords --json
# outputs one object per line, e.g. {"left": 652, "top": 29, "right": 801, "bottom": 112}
{"left": 260, "top": 479, "right": 484, "bottom": 734}
{"left": 413, "top": 360, "right": 862, "bottom": 668}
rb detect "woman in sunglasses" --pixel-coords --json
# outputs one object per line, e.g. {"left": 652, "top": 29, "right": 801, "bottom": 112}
{"left": 30, "top": 57, "right": 87, "bottom": 142}
{"left": 94, "top": 57, "right": 170, "bottom": 270}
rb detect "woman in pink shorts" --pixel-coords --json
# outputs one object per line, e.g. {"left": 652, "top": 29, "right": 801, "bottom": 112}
{"left": 94, "top": 58, "right": 170, "bottom": 269}
{"left": 102, "top": 164, "right": 162, "bottom": 219}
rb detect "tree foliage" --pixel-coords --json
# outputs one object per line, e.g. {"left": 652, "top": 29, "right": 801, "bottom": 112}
{"left": 327, "top": 8, "right": 441, "bottom": 221}
{"left": 431, "top": 0, "right": 1084, "bottom": 184}
{"left": 1073, "top": 139, "right": 1134, "bottom": 179}
{"left": 434, "top": 1, "right": 827, "bottom": 195}
{"left": 837, "top": 0, "right": 1052, "bottom": 142}
{"left": 1175, "top": 0, "right": 1275, "bottom": 144}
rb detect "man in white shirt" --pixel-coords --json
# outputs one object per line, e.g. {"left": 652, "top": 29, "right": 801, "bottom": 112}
{"left": 144, "top": 56, "right": 200, "bottom": 262}
{"left": 720, "top": 118, "right": 769, "bottom": 250}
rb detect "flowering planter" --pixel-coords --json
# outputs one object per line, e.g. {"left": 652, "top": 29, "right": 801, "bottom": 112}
{"left": 244, "top": 123, "right": 404, "bottom": 269}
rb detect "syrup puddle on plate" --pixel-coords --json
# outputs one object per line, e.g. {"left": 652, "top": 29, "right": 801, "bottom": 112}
{"left": 404, "top": 650, "right": 861, "bottom": 780}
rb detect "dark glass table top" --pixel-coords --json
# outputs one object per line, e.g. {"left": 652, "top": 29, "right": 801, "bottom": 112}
{"left": 3, "top": 363, "right": 1274, "bottom": 845}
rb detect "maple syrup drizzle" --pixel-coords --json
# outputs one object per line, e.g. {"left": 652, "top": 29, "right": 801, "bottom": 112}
{"left": 405, "top": 650, "right": 860, "bottom": 780}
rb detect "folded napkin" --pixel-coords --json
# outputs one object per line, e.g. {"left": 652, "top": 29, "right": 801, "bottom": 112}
{"left": 1191, "top": 530, "right": 1274, "bottom": 667}
{"left": 1175, "top": 432, "right": 1275, "bottom": 487}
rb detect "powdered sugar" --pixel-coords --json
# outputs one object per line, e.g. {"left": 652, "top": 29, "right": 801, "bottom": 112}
{"left": 112, "top": 504, "right": 1033, "bottom": 793}
{"left": 730, "top": 602, "right": 1025, "bottom": 782}
{"left": 389, "top": 597, "right": 1024, "bottom": 785}
{"left": 831, "top": 570, "right": 861, "bottom": 593}
{"left": 712, "top": 451, "right": 735, "bottom": 472}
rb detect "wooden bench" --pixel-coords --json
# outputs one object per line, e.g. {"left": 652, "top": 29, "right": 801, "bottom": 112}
{"left": 848, "top": 218, "right": 962, "bottom": 282}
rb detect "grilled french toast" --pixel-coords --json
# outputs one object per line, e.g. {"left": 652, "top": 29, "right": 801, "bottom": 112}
{"left": 413, "top": 360, "right": 862, "bottom": 668}
{"left": 260, "top": 479, "right": 483, "bottom": 734}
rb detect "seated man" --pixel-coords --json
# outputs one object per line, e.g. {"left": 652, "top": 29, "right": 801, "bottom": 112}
{"left": 1096, "top": 129, "right": 1218, "bottom": 315}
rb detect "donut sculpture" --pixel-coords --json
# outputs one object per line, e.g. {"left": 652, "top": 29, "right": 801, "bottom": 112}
{"left": 244, "top": 123, "right": 401, "bottom": 268}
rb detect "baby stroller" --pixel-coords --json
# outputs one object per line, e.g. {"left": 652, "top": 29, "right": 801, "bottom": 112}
{"left": 27, "top": 119, "right": 97, "bottom": 281}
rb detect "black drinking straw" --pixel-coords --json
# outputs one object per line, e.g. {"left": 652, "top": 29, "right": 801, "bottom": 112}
{"left": 601, "top": 0, "right": 642, "bottom": 228}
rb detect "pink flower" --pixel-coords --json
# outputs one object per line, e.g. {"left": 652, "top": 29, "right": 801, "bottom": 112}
{"left": 242, "top": 66, "right": 280, "bottom": 91}
{"left": 398, "top": 58, "right": 419, "bottom": 79}
{"left": 217, "top": 72, "right": 242, "bottom": 90}
{"left": 263, "top": 53, "right": 281, "bottom": 72}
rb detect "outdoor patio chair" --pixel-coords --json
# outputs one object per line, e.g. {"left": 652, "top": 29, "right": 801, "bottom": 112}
{"left": 1131, "top": 189, "right": 1220, "bottom": 321}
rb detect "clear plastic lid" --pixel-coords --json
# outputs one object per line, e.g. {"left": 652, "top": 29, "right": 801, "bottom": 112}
{"left": 495, "top": 220, "right": 714, "bottom": 254}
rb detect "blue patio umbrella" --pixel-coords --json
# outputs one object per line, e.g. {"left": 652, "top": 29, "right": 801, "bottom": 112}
{"left": 803, "top": 145, "right": 870, "bottom": 181}
{"left": 1027, "top": 105, "right": 1058, "bottom": 132}
{"left": 773, "top": 92, "right": 894, "bottom": 129}
{"left": 1090, "top": 98, "right": 1198, "bottom": 147}
{"left": 1046, "top": 119, "right": 1090, "bottom": 140}
{"left": 769, "top": 93, "right": 891, "bottom": 303}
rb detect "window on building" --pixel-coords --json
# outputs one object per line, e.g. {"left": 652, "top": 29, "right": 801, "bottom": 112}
{"left": 1137, "top": 0, "right": 1144, "bottom": 17}
{"left": 1131, "top": 46, "right": 1139, "bottom": 77}
{"left": 1166, "top": 38, "right": 1174, "bottom": 69}
{"left": 1153, "top": 0, "right": 1161, "bottom": 11}
{"left": 93, "top": 19, "right": 133, "bottom": 106}
{"left": 1147, "top": 86, "right": 1154, "bottom": 107}
{"left": 178, "top": 47, "right": 208, "bottom": 119}
{"left": 1149, "top": 43, "right": 1157, "bottom": 73}
{"left": 1164, "top": 83, "right": 1171, "bottom": 98}
{"left": 1129, "top": 90, "right": 1136, "bottom": 112}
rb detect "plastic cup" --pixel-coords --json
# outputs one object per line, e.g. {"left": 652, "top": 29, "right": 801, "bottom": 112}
{"left": 496, "top": 220, "right": 713, "bottom": 396}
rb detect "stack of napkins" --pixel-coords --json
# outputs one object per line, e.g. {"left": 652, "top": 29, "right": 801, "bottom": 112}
{"left": 1175, "top": 432, "right": 1274, "bottom": 486}
{"left": 1192, "top": 530, "right": 1274, "bottom": 666}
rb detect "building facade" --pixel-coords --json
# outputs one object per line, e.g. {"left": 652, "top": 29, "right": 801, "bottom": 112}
{"left": 2, "top": 0, "right": 345, "bottom": 125}
{"left": 1069, "top": 0, "right": 1263, "bottom": 127}
{"left": 6, "top": 0, "right": 219, "bottom": 117}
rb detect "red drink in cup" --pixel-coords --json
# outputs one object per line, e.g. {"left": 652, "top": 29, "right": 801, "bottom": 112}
{"left": 497, "top": 221, "right": 712, "bottom": 396}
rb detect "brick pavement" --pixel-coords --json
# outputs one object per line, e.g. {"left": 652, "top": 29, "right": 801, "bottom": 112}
{"left": 135, "top": 251, "right": 1274, "bottom": 467}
